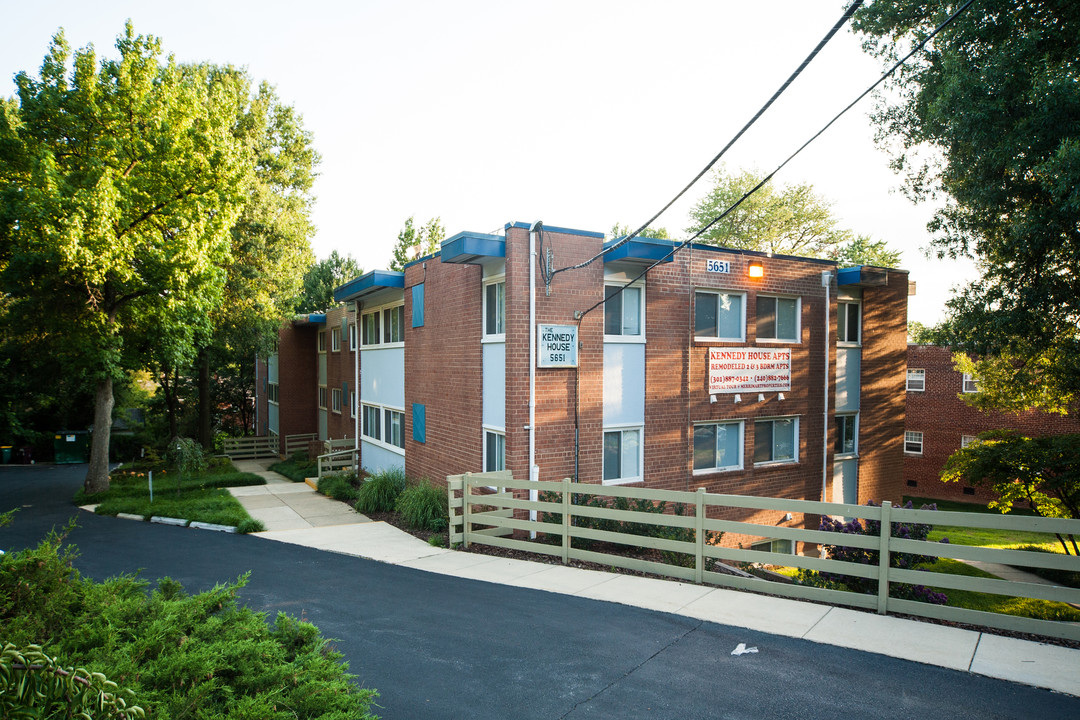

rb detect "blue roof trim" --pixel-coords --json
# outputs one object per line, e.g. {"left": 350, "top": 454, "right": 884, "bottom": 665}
{"left": 307, "top": 313, "right": 326, "bottom": 324}
{"left": 505, "top": 221, "right": 605, "bottom": 239}
{"left": 333, "top": 269, "right": 405, "bottom": 303}
{"left": 602, "top": 236, "right": 677, "bottom": 264}
{"left": 837, "top": 267, "right": 863, "bottom": 286}
{"left": 440, "top": 231, "right": 506, "bottom": 264}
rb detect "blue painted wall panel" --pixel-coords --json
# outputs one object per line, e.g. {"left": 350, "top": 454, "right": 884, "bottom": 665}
{"left": 361, "top": 347, "right": 405, "bottom": 407}
{"left": 483, "top": 342, "right": 506, "bottom": 429}
{"left": 603, "top": 343, "right": 645, "bottom": 426}
{"left": 361, "top": 440, "right": 405, "bottom": 475}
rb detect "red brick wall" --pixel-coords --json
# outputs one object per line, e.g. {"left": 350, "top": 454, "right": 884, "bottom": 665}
{"left": 858, "top": 271, "right": 910, "bottom": 505}
{"left": 323, "top": 305, "right": 358, "bottom": 442}
{"left": 276, "top": 320, "right": 318, "bottom": 442}
{"left": 904, "top": 344, "right": 1080, "bottom": 504}
{"left": 403, "top": 257, "right": 484, "bottom": 482}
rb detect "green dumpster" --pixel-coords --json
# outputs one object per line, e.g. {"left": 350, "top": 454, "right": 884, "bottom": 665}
{"left": 54, "top": 431, "right": 90, "bottom": 464}
{"left": 0, "top": 446, "right": 10, "bottom": 464}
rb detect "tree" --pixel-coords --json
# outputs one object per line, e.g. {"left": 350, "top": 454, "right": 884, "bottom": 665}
{"left": 609, "top": 222, "right": 671, "bottom": 239}
{"left": 387, "top": 216, "right": 445, "bottom": 272}
{"left": 942, "top": 430, "right": 1080, "bottom": 555}
{"left": 295, "top": 251, "right": 362, "bottom": 313}
{"left": 826, "top": 234, "right": 902, "bottom": 268}
{"left": 854, "top": 1, "right": 1080, "bottom": 414}
{"left": 907, "top": 320, "right": 951, "bottom": 345}
{"left": 0, "top": 25, "right": 250, "bottom": 493}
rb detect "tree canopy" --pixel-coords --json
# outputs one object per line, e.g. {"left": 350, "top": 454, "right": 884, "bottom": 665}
{"left": 686, "top": 167, "right": 900, "bottom": 266}
{"left": 610, "top": 222, "right": 671, "bottom": 240}
{"left": 854, "top": 1, "right": 1080, "bottom": 414}
{"left": 0, "top": 24, "right": 252, "bottom": 491}
{"left": 388, "top": 215, "right": 445, "bottom": 271}
{"left": 296, "top": 251, "right": 362, "bottom": 314}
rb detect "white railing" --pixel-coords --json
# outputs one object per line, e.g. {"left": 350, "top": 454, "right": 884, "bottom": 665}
{"left": 317, "top": 449, "right": 357, "bottom": 480}
{"left": 222, "top": 435, "right": 278, "bottom": 460}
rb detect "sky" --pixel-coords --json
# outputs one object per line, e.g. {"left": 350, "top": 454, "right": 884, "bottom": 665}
{"left": 2, "top": 0, "right": 979, "bottom": 324}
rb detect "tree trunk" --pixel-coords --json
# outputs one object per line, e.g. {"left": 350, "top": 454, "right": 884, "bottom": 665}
{"left": 160, "top": 368, "right": 179, "bottom": 441}
{"left": 84, "top": 377, "right": 114, "bottom": 495}
{"left": 198, "top": 347, "right": 211, "bottom": 449}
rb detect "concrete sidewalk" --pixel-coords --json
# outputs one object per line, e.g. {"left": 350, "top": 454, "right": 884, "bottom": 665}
{"left": 230, "top": 461, "right": 1080, "bottom": 699}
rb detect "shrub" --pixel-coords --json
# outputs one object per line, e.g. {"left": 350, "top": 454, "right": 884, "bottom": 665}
{"left": 237, "top": 518, "right": 266, "bottom": 534}
{"left": 318, "top": 473, "right": 360, "bottom": 502}
{"left": 396, "top": 478, "right": 448, "bottom": 532}
{"left": 1013, "top": 545, "right": 1080, "bottom": 588}
{"left": 270, "top": 453, "right": 318, "bottom": 483}
{"left": 356, "top": 467, "right": 407, "bottom": 514}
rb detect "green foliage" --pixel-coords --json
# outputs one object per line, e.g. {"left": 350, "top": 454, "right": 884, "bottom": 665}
{"left": 317, "top": 473, "right": 360, "bottom": 503}
{"left": 609, "top": 222, "right": 671, "bottom": 240}
{"left": 270, "top": 452, "right": 318, "bottom": 482}
{"left": 0, "top": 537, "right": 378, "bottom": 719}
{"left": 388, "top": 216, "right": 445, "bottom": 272}
{"left": 954, "top": 350, "right": 1074, "bottom": 416}
{"left": 296, "top": 251, "right": 362, "bottom": 314}
{"left": 355, "top": 468, "right": 407, "bottom": 514}
{"left": 941, "top": 430, "right": 1080, "bottom": 554}
{"left": 395, "top": 478, "right": 448, "bottom": 532}
{"left": 919, "top": 557, "right": 1080, "bottom": 622}
{"left": 907, "top": 320, "right": 952, "bottom": 345}
{"left": 236, "top": 518, "right": 266, "bottom": 534}
{"left": 854, "top": 1, "right": 1080, "bottom": 414}
{"left": 826, "top": 234, "right": 902, "bottom": 268}
{"left": 1, "top": 643, "right": 145, "bottom": 719}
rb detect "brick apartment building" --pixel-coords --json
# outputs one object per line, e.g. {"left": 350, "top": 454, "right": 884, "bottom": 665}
{"left": 261, "top": 221, "right": 911, "bottom": 551}
{"left": 903, "top": 344, "right": 1080, "bottom": 504}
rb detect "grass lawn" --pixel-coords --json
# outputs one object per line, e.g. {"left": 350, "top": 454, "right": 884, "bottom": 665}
{"left": 74, "top": 457, "right": 266, "bottom": 531}
{"left": 269, "top": 453, "right": 318, "bottom": 482}
{"left": 905, "top": 495, "right": 1064, "bottom": 552}
{"left": 915, "top": 557, "right": 1080, "bottom": 622}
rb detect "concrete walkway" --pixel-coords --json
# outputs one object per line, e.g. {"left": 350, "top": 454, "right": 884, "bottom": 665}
{"left": 228, "top": 460, "right": 1080, "bottom": 699}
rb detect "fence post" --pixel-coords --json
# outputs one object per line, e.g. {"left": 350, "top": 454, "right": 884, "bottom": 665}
{"left": 561, "top": 476, "right": 571, "bottom": 565}
{"left": 462, "top": 472, "right": 472, "bottom": 550}
{"left": 877, "top": 500, "right": 892, "bottom": 615}
{"left": 695, "top": 487, "right": 706, "bottom": 584}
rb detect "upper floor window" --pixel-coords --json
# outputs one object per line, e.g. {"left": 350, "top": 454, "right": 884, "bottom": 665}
{"left": 318, "top": 386, "right": 328, "bottom": 410}
{"left": 604, "top": 285, "right": 643, "bottom": 338}
{"left": 349, "top": 323, "right": 357, "bottom": 351}
{"left": 835, "top": 414, "right": 858, "bottom": 456}
{"left": 962, "top": 372, "right": 978, "bottom": 394}
{"left": 331, "top": 327, "right": 341, "bottom": 352}
{"left": 754, "top": 417, "right": 798, "bottom": 465}
{"left": 318, "top": 331, "right": 327, "bottom": 353}
{"left": 693, "top": 421, "right": 743, "bottom": 473}
{"left": 484, "top": 280, "right": 505, "bottom": 338}
{"left": 907, "top": 369, "right": 925, "bottom": 392}
{"left": 905, "top": 430, "right": 924, "bottom": 455}
{"left": 362, "top": 303, "right": 404, "bottom": 347}
{"left": 268, "top": 382, "right": 279, "bottom": 404}
{"left": 331, "top": 388, "right": 343, "bottom": 414}
{"left": 757, "top": 295, "right": 799, "bottom": 342}
{"left": 838, "top": 302, "right": 860, "bottom": 344}
{"left": 362, "top": 311, "right": 380, "bottom": 346}
{"left": 695, "top": 291, "right": 745, "bottom": 341}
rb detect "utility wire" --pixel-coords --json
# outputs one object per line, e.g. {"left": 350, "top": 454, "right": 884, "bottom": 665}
{"left": 571, "top": 0, "right": 977, "bottom": 323}
{"left": 548, "top": 0, "right": 864, "bottom": 283}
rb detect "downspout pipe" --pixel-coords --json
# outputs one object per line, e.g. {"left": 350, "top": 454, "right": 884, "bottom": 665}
{"left": 528, "top": 221, "right": 542, "bottom": 529}
{"left": 353, "top": 302, "right": 360, "bottom": 472}
{"left": 821, "top": 271, "right": 832, "bottom": 506}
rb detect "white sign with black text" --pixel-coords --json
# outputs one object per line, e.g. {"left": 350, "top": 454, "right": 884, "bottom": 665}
{"left": 538, "top": 324, "right": 578, "bottom": 368}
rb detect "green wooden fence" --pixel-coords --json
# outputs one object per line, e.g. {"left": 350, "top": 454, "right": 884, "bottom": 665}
{"left": 447, "top": 472, "right": 1080, "bottom": 641}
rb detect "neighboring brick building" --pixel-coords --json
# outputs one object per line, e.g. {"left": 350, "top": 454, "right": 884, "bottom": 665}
{"left": 903, "top": 344, "right": 1080, "bottom": 503}
{"left": 263, "top": 220, "right": 912, "bottom": 552}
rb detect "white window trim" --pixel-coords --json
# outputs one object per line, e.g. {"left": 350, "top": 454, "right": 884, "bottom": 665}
{"left": 317, "top": 331, "right": 327, "bottom": 353}
{"left": 753, "top": 416, "right": 800, "bottom": 466}
{"left": 318, "top": 385, "right": 328, "bottom": 410}
{"left": 361, "top": 402, "right": 406, "bottom": 455}
{"left": 482, "top": 275, "right": 507, "bottom": 342}
{"left": 483, "top": 425, "right": 507, "bottom": 473}
{"left": 268, "top": 382, "right": 279, "bottom": 406}
{"left": 904, "top": 430, "right": 924, "bottom": 455}
{"left": 603, "top": 282, "right": 646, "bottom": 344}
{"left": 692, "top": 420, "right": 744, "bottom": 475}
{"left": 602, "top": 424, "right": 644, "bottom": 486}
{"left": 962, "top": 372, "right": 978, "bottom": 394}
{"left": 331, "top": 327, "right": 342, "bottom": 352}
{"left": 907, "top": 368, "right": 926, "bottom": 392}
{"left": 837, "top": 300, "right": 862, "bottom": 347}
{"left": 349, "top": 323, "right": 357, "bottom": 351}
{"left": 694, "top": 289, "right": 746, "bottom": 343}
{"left": 361, "top": 300, "right": 406, "bottom": 349}
{"left": 756, "top": 294, "right": 802, "bottom": 344}
{"left": 835, "top": 413, "right": 859, "bottom": 459}
{"left": 330, "top": 387, "right": 343, "bottom": 414}
{"left": 349, "top": 391, "right": 356, "bottom": 419}
{"left": 749, "top": 538, "right": 795, "bottom": 555}
{"left": 961, "top": 435, "right": 976, "bottom": 448}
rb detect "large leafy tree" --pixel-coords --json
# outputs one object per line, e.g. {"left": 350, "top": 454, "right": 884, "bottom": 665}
{"left": 295, "top": 251, "right": 362, "bottom": 314}
{"left": 686, "top": 167, "right": 899, "bottom": 265}
{"left": 387, "top": 215, "right": 444, "bottom": 272}
{"left": 854, "top": 1, "right": 1080, "bottom": 413}
{"left": 0, "top": 25, "right": 250, "bottom": 492}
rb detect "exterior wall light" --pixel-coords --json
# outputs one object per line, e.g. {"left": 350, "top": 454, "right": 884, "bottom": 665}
{"left": 748, "top": 261, "right": 764, "bottom": 279}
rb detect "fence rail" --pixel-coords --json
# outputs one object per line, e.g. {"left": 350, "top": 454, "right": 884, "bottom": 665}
{"left": 317, "top": 449, "right": 356, "bottom": 480}
{"left": 284, "top": 433, "right": 317, "bottom": 457}
{"left": 447, "top": 472, "right": 1080, "bottom": 641}
{"left": 222, "top": 435, "right": 278, "bottom": 460}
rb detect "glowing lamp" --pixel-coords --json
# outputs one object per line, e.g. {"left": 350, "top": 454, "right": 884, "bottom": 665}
{"left": 748, "top": 261, "right": 764, "bottom": 279}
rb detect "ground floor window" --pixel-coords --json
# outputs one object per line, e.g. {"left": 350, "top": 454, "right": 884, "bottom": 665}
{"left": 331, "top": 388, "right": 343, "bottom": 414}
{"left": 835, "top": 414, "right": 858, "bottom": 456}
{"left": 362, "top": 403, "right": 405, "bottom": 452}
{"left": 362, "top": 404, "right": 380, "bottom": 441}
{"left": 603, "top": 426, "right": 642, "bottom": 484}
{"left": 484, "top": 429, "right": 505, "bottom": 472}
{"left": 905, "top": 431, "right": 924, "bottom": 455}
{"left": 268, "top": 382, "right": 279, "bottom": 404}
{"left": 693, "top": 421, "right": 743, "bottom": 472}
{"left": 753, "top": 417, "right": 798, "bottom": 465}
{"left": 318, "top": 386, "right": 328, "bottom": 410}
{"left": 385, "top": 408, "right": 404, "bottom": 449}
{"left": 750, "top": 538, "right": 794, "bottom": 555}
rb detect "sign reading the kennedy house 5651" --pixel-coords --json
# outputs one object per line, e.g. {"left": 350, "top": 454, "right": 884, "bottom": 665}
{"left": 708, "top": 347, "right": 791, "bottom": 393}
{"left": 538, "top": 324, "right": 578, "bottom": 368}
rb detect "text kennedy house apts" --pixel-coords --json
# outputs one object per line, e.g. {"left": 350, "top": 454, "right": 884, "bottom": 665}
{"left": 258, "top": 221, "right": 911, "bottom": 550}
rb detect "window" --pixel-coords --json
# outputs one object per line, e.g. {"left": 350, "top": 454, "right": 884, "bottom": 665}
{"left": 754, "top": 417, "right": 798, "bottom": 464}
{"left": 757, "top": 296, "right": 799, "bottom": 342}
{"left": 331, "top": 327, "right": 341, "bottom": 352}
{"left": 835, "top": 414, "right": 858, "bottom": 456}
{"left": 603, "top": 427, "right": 642, "bottom": 484}
{"left": 694, "top": 291, "right": 745, "bottom": 341}
{"left": 963, "top": 373, "right": 978, "bottom": 394}
{"left": 362, "top": 311, "right": 380, "bottom": 346}
{"left": 268, "top": 382, "right": 279, "bottom": 404}
{"left": 484, "top": 430, "right": 505, "bottom": 472}
{"left": 693, "top": 421, "right": 743, "bottom": 472}
{"left": 412, "top": 283, "right": 425, "bottom": 327}
{"left": 838, "top": 302, "right": 860, "bottom": 344}
{"left": 362, "top": 404, "right": 381, "bottom": 441}
{"left": 318, "top": 386, "right": 328, "bottom": 410}
{"left": 331, "top": 388, "right": 342, "bottom": 413}
{"left": 383, "top": 306, "right": 404, "bottom": 343}
{"left": 604, "top": 285, "right": 642, "bottom": 337}
{"left": 905, "top": 431, "right": 924, "bottom": 455}
{"left": 906, "top": 369, "right": 925, "bottom": 392}
{"left": 484, "top": 281, "right": 505, "bottom": 337}
{"left": 349, "top": 323, "right": 357, "bottom": 351}
{"left": 750, "top": 538, "right": 794, "bottom": 555}
{"left": 349, "top": 391, "right": 356, "bottom": 418}
{"left": 318, "top": 332, "right": 327, "bottom": 353}
{"left": 961, "top": 435, "right": 976, "bottom": 448}
{"left": 385, "top": 409, "right": 404, "bottom": 449}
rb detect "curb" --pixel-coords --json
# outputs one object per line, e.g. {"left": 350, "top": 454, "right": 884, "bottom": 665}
{"left": 151, "top": 516, "right": 189, "bottom": 527}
